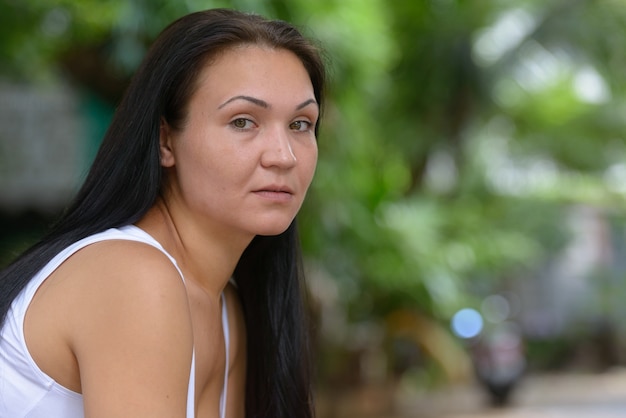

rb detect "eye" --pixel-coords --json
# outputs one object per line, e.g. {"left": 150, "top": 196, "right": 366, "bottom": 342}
{"left": 289, "top": 120, "right": 312, "bottom": 132}
{"left": 230, "top": 118, "right": 256, "bottom": 130}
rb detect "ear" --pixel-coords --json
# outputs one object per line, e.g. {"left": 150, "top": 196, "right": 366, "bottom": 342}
{"left": 159, "top": 118, "right": 175, "bottom": 167}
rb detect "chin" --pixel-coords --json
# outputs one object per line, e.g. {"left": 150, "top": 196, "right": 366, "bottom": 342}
{"left": 252, "top": 219, "right": 295, "bottom": 237}
{"left": 255, "top": 227, "right": 291, "bottom": 237}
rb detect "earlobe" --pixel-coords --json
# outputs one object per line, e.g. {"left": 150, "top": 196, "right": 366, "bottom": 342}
{"left": 159, "top": 119, "right": 175, "bottom": 167}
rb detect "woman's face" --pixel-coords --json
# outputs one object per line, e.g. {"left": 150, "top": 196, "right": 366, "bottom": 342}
{"left": 161, "top": 45, "right": 319, "bottom": 239}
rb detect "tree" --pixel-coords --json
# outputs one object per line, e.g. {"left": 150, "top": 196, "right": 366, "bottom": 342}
{"left": 2, "top": 0, "right": 626, "bottom": 387}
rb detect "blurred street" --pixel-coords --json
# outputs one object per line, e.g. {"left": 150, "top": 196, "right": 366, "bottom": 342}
{"left": 317, "top": 369, "right": 626, "bottom": 418}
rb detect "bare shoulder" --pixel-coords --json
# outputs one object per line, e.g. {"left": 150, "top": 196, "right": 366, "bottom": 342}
{"left": 50, "top": 238, "right": 191, "bottom": 348}
{"left": 60, "top": 239, "right": 194, "bottom": 416}
{"left": 61, "top": 238, "right": 191, "bottom": 334}
{"left": 25, "top": 238, "right": 194, "bottom": 415}
{"left": 57, "top": 239, "right": 188, "bottom": 311}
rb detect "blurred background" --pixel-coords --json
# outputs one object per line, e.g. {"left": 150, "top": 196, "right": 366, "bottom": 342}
{"left": 2, "top": 0, "right": 626, "bottom": 416}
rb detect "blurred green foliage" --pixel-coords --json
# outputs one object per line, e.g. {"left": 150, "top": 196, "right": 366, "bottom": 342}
{"left": 2, "top": 0, "right": 626, "bottom": 383}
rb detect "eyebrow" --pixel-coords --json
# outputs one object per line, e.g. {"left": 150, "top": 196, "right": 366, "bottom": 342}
{"left": 217, "top": 95, "right": 318, "bottom": 111}
{"left": 296, "top": 98, "right": 318, "bottom": 110}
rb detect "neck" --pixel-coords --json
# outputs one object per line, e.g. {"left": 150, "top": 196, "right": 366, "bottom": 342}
{"left": 136, "top": 199, "right": 253, "bottom": 298}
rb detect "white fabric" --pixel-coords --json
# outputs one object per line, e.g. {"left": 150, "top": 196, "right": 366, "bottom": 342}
{"left": 0, "top": 225, "right": 229, "bottom": 418}
{"left": 220, "top": 290, "right": 230, "bottom": 418}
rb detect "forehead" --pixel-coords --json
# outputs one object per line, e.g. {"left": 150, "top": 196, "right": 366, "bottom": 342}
{"left": 191, "top": 45, "right": 315, "bottom": 105}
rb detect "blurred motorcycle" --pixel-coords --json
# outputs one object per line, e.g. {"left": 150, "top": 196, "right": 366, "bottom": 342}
{"left": 451, "top": 297, "right": 526, "bottom": 407}
{"left": 470, "top": 320, "right": 526, "bottom": 406}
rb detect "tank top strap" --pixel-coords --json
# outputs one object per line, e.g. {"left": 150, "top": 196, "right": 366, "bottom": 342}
{"left": 219, "top": 292, "right": 230, "bottom": 418}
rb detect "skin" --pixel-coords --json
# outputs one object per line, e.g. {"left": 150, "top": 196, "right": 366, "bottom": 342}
{"left": 23, "top": 44, "right": 319, "bottom": 418}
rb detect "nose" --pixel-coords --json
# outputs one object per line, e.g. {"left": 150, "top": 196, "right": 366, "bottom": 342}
{"left": 260, "top": 125, "right": 297, "bottom": 169}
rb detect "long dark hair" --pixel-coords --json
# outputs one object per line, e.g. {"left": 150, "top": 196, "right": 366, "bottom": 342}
{"left": 0, "top": 9, "right": 325, "bottom": 418}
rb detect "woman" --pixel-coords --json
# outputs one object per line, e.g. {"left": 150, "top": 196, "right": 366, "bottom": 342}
{"left": 0, "top": 8, "right": 325, "bottom": 418}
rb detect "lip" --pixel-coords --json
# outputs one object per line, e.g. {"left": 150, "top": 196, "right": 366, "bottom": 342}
{"left": 252, "top": 184, "right": 295, "bottom": 201}
{"left": 253, "top": 184, "right": 294, "bottom": 194}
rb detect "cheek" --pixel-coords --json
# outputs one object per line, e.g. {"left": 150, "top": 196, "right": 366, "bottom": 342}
{"left": 300, "top": 145, "right": 318, "bottom": 185}
{"left": 172, "top": 140, "right": 221, "bottom": 193}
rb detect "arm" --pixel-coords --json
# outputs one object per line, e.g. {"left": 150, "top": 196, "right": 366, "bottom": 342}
{"left": 66, "top": 241, "right": 194, "bottom": 418}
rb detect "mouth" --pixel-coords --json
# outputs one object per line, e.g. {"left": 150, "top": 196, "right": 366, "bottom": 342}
{"left": 253, "top": 185, "right": 295, "bottom": 201}
{"left": 254, "top": 184, "right": 294, "bottom": 194}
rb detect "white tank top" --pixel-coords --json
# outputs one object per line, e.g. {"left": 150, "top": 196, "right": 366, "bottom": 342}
{"left": 0, "top": 225, "right": 230, "bottom": 418}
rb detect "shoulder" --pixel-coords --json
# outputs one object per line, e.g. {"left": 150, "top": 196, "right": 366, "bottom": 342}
{"left": 62, "top": 238, "right": 188, "bottom": 305}
{"left": 61, "top": 239, "right": 195, "bottom": 415}
{"left": 57, "top": 239, "right": 193, "bottom": 351}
